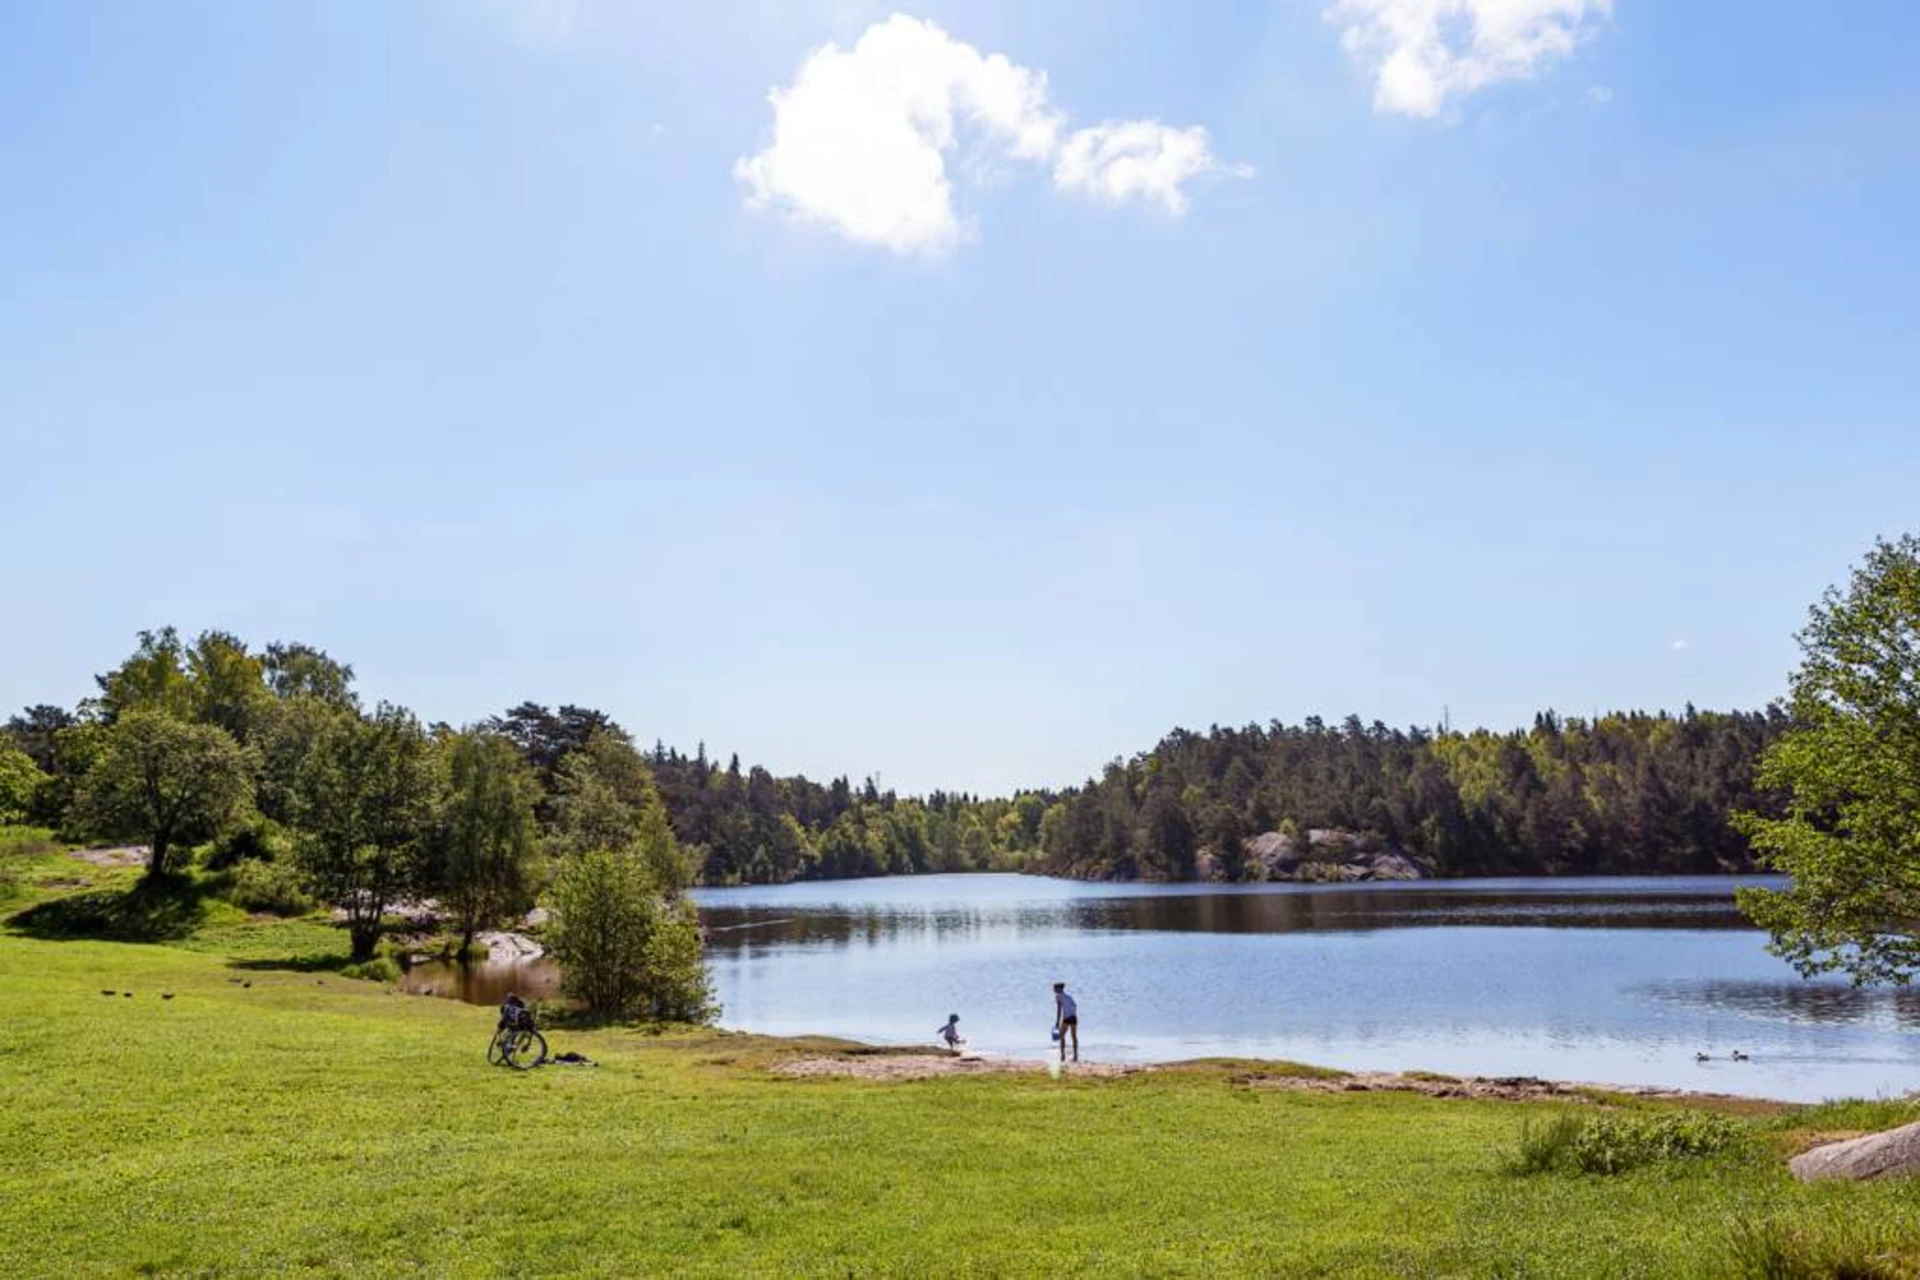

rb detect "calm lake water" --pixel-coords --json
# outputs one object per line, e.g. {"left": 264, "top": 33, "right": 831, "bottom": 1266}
{"left": 405, "top": 874, "right": 1920, "bottom": 1102}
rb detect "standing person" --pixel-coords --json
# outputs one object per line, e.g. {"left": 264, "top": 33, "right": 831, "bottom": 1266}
{"left": 936, "top": 1013, "right": 964, "bottom": 1051}
{"left": 1053, "top": 981, "right": 1079, "bottom": 1063}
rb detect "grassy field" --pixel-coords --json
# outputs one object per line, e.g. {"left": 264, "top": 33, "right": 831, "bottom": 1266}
{"left": 6, "top": 833, "right": 1920, "bottom": 1276}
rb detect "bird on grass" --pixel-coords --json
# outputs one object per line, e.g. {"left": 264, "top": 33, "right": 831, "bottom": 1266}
{"left": 101, "top": 990, "right": 116, "bottom": 997}
{"left": 161, "top": 992, "right": 175, "bottom": 1001}
{"left": 122, "top": 992, "right": 132, "bottom": 999}
{"left": 1695, "top": 1052, "right": 1711, "bottom": 1062}
{"left": 241, "top": 980, "right": 252, "bottom": 989}
{"left": 1731, "top": 1050, "right": 1750, "bottom": 1062}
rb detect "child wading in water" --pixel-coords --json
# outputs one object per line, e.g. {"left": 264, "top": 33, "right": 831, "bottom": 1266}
{"left": 936, "top": 1014, "right": 964, "bottom": 1051}
{"left": 1053, "top": 982, "right": 1079, "bottom": 1062}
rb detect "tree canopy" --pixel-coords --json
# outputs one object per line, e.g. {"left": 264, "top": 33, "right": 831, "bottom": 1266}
{"left": 72, "top": 709, "right": 255, "bottom": 878}
{"left": 292, "top": 703, "right": 438, "bottom": 961}
{"left": 1738, "top": 534, "right": 1920, "bottom": 985}
{"left": 1036, "top": 709, "right": 1787, "bottom": 882}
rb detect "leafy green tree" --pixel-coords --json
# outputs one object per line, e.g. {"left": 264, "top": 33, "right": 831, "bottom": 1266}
{"left": 548, "top": 848, "right": 714, "bottom": 1021}
{"left": 549, "top": 729, "right": 696, "bottom": 891}
{"left": 73, "top": 710, "right": 255, "bottom": 878}
{"left": 434, "top": 730, "right": 539, "bottom": 954}
{"left": 5, "top": 704, "right": 76, "bottom": 773}
{"left": 263, "top": 642, "right": 357, "bottom": 707}
{"left": 640, "top": 895, "right": 717, "bottom": 1022}
{"left": 294, "top": 703, "right": 438, "bottom": 961}
{"left": 95, "top": 628, "right": 193, "bottom": 722}
{"left": 1737, "top": 535, "right": 1920, "bottom": 985}
{"left": 254, "top": 695, "right": 339, "bottom": 825}
{"left": 0, "top": 743, "right": 47, "bottom": 824}
{"left": 185, "top": 631, "right": 272, "bottom": 743}
{"left": 548, "top": 731, "right": 646, "bottom": 856}
{"left": 631, "top": 783, "right": 697, "bottom": 895}
{"left": 95, "top": 628, "right": 275, "bottom": 743}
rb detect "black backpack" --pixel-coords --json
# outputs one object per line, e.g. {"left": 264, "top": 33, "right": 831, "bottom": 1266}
{"left": 498, "top": 994, "right": 534, "bottom": 1031}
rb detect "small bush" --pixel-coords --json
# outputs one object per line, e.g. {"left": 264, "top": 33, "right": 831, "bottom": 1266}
{"left": 220, "top": 858, "right": 314, "bottom": 917}
{"left": 1504, "top": 1111, "right": 1586, "bottom": 1175}
{"left": 341, "top": 957, "right": 400, "bottom": 983}
{"left": 1725, "top": 1215, "right": 1920, "bottom": 1279}
{"left": 1504, "top": 1109, "right": 1743, "bottom": 1176}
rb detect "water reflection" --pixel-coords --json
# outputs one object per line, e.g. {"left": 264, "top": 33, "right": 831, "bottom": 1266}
{"left": 1639, "top": 979, "right": 1920, "bottom": 1029}
{"left": 697, "top": 883, "right": 1758, "bottom": 956}
{"left": 403, "top": 953, "right": 563, "bottom": 1007}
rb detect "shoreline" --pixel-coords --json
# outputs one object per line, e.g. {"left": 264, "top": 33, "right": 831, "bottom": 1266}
{"left": 761, "top": 1040, "right": 1795, "bottom": 1107}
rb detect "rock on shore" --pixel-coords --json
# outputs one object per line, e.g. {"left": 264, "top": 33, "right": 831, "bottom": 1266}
{"left": 1790, "top": 1121, "right": 1920, "bottom": 1182}
{"left": 1194, "top": 829, "right": 1430, "bottom": 883}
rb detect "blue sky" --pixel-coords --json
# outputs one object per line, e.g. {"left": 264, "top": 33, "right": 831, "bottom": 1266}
{"left": 2, "top": 1, "right": 1916, "bottom": 794}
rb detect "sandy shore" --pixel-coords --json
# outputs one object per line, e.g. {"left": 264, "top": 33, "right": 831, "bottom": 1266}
{"left": 769, "top": 1050, "right": 1780, "bottom": 1105}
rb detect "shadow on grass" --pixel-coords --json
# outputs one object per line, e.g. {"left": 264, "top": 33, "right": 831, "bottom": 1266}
{"left": 227, "top": 952, "right": 357, "bottom": 974}
{"left": 7, "top": 876, "right": 212, "bottom": 943}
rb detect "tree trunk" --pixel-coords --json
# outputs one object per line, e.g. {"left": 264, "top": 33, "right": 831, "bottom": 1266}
{"left": 349, "top": 918, "right": 380, "bottom": 962}
{"left": 147, "top": 833, "right": 170, "bottom": 880}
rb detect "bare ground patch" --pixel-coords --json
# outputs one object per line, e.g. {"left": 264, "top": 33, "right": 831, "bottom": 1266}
{"left": 68, "top": 846, "right": 149, "bottom": 869}
{"left": 1232, "top": 1068, "right": 1769, "bottom": 1106}
{"left": 772, "top": 1053, "right": 1144, "bottom": 1081}
{"left": 770, "top": 1051, "right": 1774, "bottom": 1103}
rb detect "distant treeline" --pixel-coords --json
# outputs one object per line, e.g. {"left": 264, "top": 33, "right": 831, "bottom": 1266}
{"left": 1034, "top": 710, "right": 1790, "bottom": 881}
{"left": 483, "top": 702, "right": 1050, "bottom": 883}
{"left": 2, "top": 629, "right": 1788, "bottom": 888}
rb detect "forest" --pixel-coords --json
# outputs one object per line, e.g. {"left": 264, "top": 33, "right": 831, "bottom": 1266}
{"left": 2, "top": 628, "right": 1787, "bottom": 892}
{"left": 1033, "top": 710, "right": 1789, "bottom": 882}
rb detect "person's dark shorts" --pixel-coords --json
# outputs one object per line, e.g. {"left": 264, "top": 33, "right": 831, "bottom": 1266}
{"left": 1060, "top": 1016, "right": 1078, "bottom": 1027}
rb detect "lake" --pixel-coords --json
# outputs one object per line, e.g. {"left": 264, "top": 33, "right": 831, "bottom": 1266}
{"left": 405, "top": 874, "right": 1920, "bottom": 1102}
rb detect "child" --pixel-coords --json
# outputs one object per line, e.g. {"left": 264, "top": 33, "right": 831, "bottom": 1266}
{"left": 1053, "top": 982, "right": 1078, "bottom": 1062}
{"left": 936, "top": 1013, "right": 964, "bottom": 1051}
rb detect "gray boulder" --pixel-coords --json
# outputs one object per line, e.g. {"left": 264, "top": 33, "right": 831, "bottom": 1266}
{"left": 1244, "top": 832, "right": 1300, "bottom": 876}
{"left": 1789, "top": 1121, "right": 1920, "bottom": 1182}
{"left": 1365, "top": 852, "right": 1425, "bottom": 882}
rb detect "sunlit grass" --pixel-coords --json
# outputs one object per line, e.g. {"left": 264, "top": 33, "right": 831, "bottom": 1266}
{"left": 7, "top": 825, "right": 1920, "bottom": 1275}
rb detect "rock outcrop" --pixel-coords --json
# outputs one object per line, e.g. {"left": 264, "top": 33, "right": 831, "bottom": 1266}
{"left": 1789, "top": 1121, "right": 1920, "bottom": 1183}
{"left": 1232, "top": 829, "right": 1430, "bottom": 883}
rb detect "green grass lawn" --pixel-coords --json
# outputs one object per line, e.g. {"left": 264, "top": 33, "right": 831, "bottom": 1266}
{"left": 6, "top": 836, "right": 1920, "bottom": 1276}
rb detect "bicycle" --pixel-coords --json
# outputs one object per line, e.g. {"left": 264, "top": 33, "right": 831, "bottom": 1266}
{"left": 488, "top": 994, "right": 547, "bottom": 1071}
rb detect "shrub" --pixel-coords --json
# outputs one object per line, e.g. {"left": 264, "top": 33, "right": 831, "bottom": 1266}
{"left": 1504, "top": 1109, "right": 1743, "bottom": 1176}
{"left": 548, "top": 848, "right": 715, "bottom": 1023}
{"left": 1503, "top": 1111, "right": 1585, "bottom": 1175}
{"left": 220, "top": 858, "right": 314, "bottom": 916}
{"left": 341, "top": 956, "right": 400, "bottom": 983}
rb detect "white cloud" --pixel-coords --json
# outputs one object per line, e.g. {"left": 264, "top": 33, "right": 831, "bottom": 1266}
{"left": 1326, "top": 0, "right": 1612, "bottom": 119}
{"left": 1054, "top": 121, "right": 1250, "bottom": 215}
{"left": 1585, "top": 84, "right": 1615, "bottom": 107}
{"left": 736, "top": 14, "right": 1246, "bottom": 253}
{"left": 1670, "top": 638, "right": 1691, "bottom": 652}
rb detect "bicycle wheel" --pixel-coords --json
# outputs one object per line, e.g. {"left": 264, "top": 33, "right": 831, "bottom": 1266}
{"left": 487, "top": 1029, "right": 509, "bottom": 1066}
{"left": 504, "top": 1028, "right": 547, "bottom": 1071}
